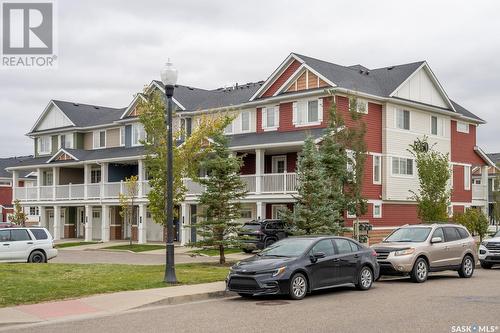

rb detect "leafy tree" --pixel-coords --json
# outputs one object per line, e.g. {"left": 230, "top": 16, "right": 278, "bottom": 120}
{"left": 119, "top": 176, "right": 138, "bottom": 246}
{"left": 9, "top": 199, "right": 27, "bottom": 227}
{"left": 137, "top": 90, "right": 230, "bottom": 228}
{"left": 193, "top": 132, "right": 248, "bottom": 264}
{"left": 288, "top": 136, "right": 341, "bottom": 235}
{"left": 454, "top": 208, "right": 489, "bottom": 242}
{"left": 408, "top": 136, "right": 451, "bottom": 222}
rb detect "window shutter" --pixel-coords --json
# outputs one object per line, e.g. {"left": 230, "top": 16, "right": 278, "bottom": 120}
{"left": 262, "top": 107, "right": 267, "bottom": 129}
{"left": 318, "top": 98, "right": 324, "bottom": 122}
{"left": 292, "top": 102, "right": 297, "bottom": 124}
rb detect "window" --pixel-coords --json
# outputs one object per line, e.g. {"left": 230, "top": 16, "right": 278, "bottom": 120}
{"left": 29, "top": 207, "right": 39, "bottom": 215}
{"left": 334, "top": 239, "right": 354, "bottom": 254}
{"left": 443, "top": 227, "right": 460, "bottom": 242}
{"left": 355, "top": 99, "right": 368, "bottom": 114}
{"left": 392, "top": 157, "right": 414, "bottom": 176}
{"left": 293, "top": 99, "right": 323, "bottom": 126}
{"left": 464, "top": 165, "right": 471, "bottom": 190}
{"left": 457, "top": 121, "right": 469, "bottom": 133}
{"left": 0, "top": 230, "right": 10, "bottom": 242}
{"left": 0, "top": 180, "right": 12, "bottom": 187}
{"left": 396, "top": 109, "right": 410, "bottom": 130}
{"left": 262, "top": 106, "right": 279, "bottom": 130}
{"left": 373, "top": 202, "right": 382, "bottom": 218}
{"left": 59, "top": 133, "right": 73, "bottom": 149}
{"left": 224, "top": 121, "right": 233, "bottom": 134}
{"left": 93, "top": 130, "right": 106, "bottom": 148}
{"left": 91, "top": 167, "right": 101, "bottom": 183}
{"left": 10, "top": 229, "right": 31, "bottom": 241}
{"left": 271, "top": 204, "right": 287, "bottom": 219}
{"left": 30, "top": 228, "right": 48, "bottom": 240}
{"left": 132, "top": 123, "right": 145, "bottom": 145}
{"left": 311, "top": 239, "right": 335, "bottom": 256}
{"left": 120, "top": 127, "right": 125, "bottom": 146}
{"left": 272, "top": 156, "right": 286, "bottom": 173}
{"left": 373, "top": 155, "right": 381, "bottom": 184}
{"left": 38, "top": 136, "right": 51, "bottom": 154}
{"left": 240, "top": 209, "right": 252, "bottom": 219}
{"left": 241, "top": 111, "right": 250, "bottom": 132}
{"left": 432, "top": 227, "right": 444, "bottom": 240}
{"left": 457, "top": 227, "right": 470, "bottom": 239}
{"left": 43, "top": 170, "right": 53, "bottom": 186}
{"left": 431, "top": 116, "right": 445, "bottom": 136}
{"left": 92, "top": 211, "right": 101, "bottom": 219}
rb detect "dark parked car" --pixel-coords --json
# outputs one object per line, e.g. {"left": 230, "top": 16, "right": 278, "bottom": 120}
{"left": 227, "top": 236, "right": 380, "bottom": 300}
{"left": 239, "top": 219, "right": 288, "bottom": 253}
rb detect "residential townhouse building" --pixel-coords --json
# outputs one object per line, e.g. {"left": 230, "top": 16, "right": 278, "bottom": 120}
{"left": 6, "top": 52, "right": 495, "bottom": 244}
{"left": 473, "top": 153, "right": 499, "bottom": 225}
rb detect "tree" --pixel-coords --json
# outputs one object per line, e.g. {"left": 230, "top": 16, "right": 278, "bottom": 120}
{"left": 408, "top": 136, "right": 451, "bottom": 222}
{"left": 119, "top": 175, "right": 138, "bottom": 246}
{"left": 193, "top": 132, "right": 248, "bottom": 264}
{"left": 9, "top": 199, "right": 27, "bottom": 227}
{"left": 454, "top": 208, "right": 489, "bottom": 242}
{"left": 137, "top": 90, "right": 231, "bottom": 229}
{"left": 288, "top": 136, "right": 341, "bottom": 235}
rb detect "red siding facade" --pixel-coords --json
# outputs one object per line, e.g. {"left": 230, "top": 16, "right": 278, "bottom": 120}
{"left": 261, "top": 60, "right": 302, "bottom": 98}
{"left": 450, "top": 120, "right": 483, "bottom": 164}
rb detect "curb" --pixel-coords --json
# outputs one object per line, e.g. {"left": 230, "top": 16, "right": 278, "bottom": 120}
{"left": 134, "top": 290, "right": 236, "bottom": 309}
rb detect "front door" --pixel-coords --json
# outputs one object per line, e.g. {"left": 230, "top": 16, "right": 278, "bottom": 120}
{"left": 92, "top": 209, "right": 102, "bottom": 241}
{"left": 77, "top": 208, "right": 85, "bottom": 238}
{"left": 332, "top": 238, "right": 359, "bottom": 284}
{"left": 272, "top": 156, "right": 286, "bottom": 173}
{"left": 47, "top": 210, "right": 54, "bottom": 238}
{"left": 307, "top": 239, "right": 337, "bottom": 289}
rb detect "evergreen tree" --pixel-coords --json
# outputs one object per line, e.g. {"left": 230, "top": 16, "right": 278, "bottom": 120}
{"left": 9, "top": 200, "right": 27, "bottom": 227}
{"left": 194, "top": 132, "right": 248, "bottom": 264}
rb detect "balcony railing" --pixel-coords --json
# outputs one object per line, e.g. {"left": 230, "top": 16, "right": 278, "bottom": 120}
{"left": 13, "top": 181, "right": 151, "bottom": 202}
{"left": 184, "top": 173, "right": 298, "bottom": 196}
{"left": 472, "top": 184, "right": 488, "bottom": 201}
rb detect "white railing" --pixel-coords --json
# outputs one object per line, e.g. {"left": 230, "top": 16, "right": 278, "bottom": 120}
{"left": 184, "top": 173, "right": 298, "bottom": 196}
{"left": 472, "top": 184, "right": 487, "bottom": 201}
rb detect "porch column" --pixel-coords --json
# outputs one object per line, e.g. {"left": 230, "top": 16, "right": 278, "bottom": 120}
{"left": 138, "top": 204, "right": 147, "bottom": 244}
{"left": 12, "top": 170, "right": 19, "bottom": 200}
{"left": 84, "top": 164, "right": 90, "bottom": 199}
{"left": 256, "top": 201, "right": 266, "bottom": 220}
{"left": 101, "top": 205, "right": 110, "bottom": 242}
{"left": 481, "top": 165, "right": 489, "bottom": 216}
{"left": 84, "top": 205, "right": 93, "bottom": 242}
{"left": 255, "top": 149, "right": 265, "bottom": 194}
{"left": 52, "top": 167, "right": 59, "bottom": 200}
{"left": 53, "top": 206, "right": 61, "bottom": 240}
{"left": 101, "top": 162, "right": 108, "bottom": 199}
{"left": 36, "top": 168, "right": 41, "bottom": 200}
{"left": 38, "top": 206, "right": 46, "bottom": 227}
{"left": 138, "top": 159, "right": 144, "bottom": 197}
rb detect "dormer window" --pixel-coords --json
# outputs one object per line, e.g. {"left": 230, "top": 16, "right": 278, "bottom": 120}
{"left": 59, "top": 133, "right": 73, "bottom": 149}
{"left": 292, "top": 98, "right": 323, "bottom": 126}
{"left": 132, "top": 123, "right": 146, "bottom": 146}
{"left": 38, "top": 136, "right": 51, "bottom": 155}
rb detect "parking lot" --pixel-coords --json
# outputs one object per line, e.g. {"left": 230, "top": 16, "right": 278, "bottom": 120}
{"left": 7, "top": 268, "right": 500, "bottom": 333}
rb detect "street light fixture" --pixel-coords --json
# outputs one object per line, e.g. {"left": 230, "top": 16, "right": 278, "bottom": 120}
{"left": 161, "top": 60, "right": 178, "bottom": 284}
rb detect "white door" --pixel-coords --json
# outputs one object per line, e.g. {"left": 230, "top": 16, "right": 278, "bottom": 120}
{"left": 272, "top": 156, "right": 287, "bottom": 173}
{"left": 92, "top": 210, "right": 102, "bottom": 240}
{"left": 47, "top": 210, "right": 54, "bottom": 238}
{"left": 77, "top": 208, "right": 85, "bottom": 238}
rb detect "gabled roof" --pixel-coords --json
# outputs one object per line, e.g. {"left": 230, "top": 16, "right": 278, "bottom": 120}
{"left": 228, "top": 128, "right": 326, "bottom": 148}
{"left": 487, "top": 153, "right": 500, "bottom": 165}
{"left": 450, "top": 100, "right": 484, "bottom": 122}
{"left": 0, "top": 156, "right": 34, "bottom": 178}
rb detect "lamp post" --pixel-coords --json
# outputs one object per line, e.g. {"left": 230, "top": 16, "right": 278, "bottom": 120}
{"left": 161, "top": 60, "right": 178, "bottom": 284}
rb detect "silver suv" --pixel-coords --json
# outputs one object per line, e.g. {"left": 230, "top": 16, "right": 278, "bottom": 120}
{"left": 0, "top": 227, "right": 58, "bottom": 263}
{"left": 371, "top": 224, "right": 477, "bottom": 283}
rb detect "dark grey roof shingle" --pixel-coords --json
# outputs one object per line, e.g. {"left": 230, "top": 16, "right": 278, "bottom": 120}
{"left": 450, "top": 100, "right": 484, "bottom": 122}
{"left": 229, "top": 128, "right": 326, "bottom": 147}
{"left": 0, "top": 156, "right": 34, "bottom": 178}
{"left": 52, "top": 100, "right": 125, "bottom": 128}
{"left": 487, "top": 153, "right": 500, "bottom": 164}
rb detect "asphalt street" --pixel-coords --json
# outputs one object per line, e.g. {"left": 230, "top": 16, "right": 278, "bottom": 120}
{"left": 5, "top": 268, "right": 500, "bottom": 333}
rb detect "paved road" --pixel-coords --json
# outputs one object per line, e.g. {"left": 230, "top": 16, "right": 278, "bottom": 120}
{"left": 7, "top": 268, "right": 500, "bottom": 333}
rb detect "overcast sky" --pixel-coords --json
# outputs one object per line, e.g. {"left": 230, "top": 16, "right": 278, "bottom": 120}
{"left": 1, "top": 0, "right": 499, "bottom": 157}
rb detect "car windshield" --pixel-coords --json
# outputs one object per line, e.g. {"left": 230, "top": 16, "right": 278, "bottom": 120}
{"left": 384, "top": 227, "right": 431, "bottom": 243}
{"left": 259, "top": 238, "right": 315, "bottom": 257}
{"left": 242, "top": 224, "right": 261, "bottom": 231}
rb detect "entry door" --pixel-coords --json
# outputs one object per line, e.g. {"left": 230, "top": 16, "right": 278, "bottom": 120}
{"left": 92, "top": 210, "right": 102, "bottom": 240}
{"left": 77, "top": 208, "right": 85, "bottom": 238}
{"left": 272, "top": 156, "right": 286, "bottom": 173}
{"left": 47, "top": 210, "right": 54, "bottom": 238}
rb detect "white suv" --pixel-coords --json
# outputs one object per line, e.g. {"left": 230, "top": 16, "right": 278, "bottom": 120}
{"left": 479, "top": 230, "right": 500, "bottom": 269}
{"left": 0, "top": 227, "right": 58, "bottom": 263}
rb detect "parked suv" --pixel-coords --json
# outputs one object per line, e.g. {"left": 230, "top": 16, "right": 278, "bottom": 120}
{"left": 372, "top": 224, "right": 477, "bottom": 283}
{"left": 0, "top": 227, "right": 58, "bottom": 263}
{"left": 478, "top": 230, "right": 500, "bottom": 269}
{"left": 239, "top": 219, "right": 288, "bottom": 253}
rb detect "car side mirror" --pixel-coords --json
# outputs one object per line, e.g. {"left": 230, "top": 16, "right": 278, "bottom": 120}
{"left": 431, "top": 237, "right": 443, "bottom": 244}
{"left": 310, "top": 252, "right": 326, "bottom": 263}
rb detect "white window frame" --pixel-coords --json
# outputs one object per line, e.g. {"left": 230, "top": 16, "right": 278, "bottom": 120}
{"left": 352, "top": 99, "right": 368, "bottom": 114}
{"left": 457, "top": 121, "right": 469, "bottom": 133}
{"left": 38, "top": 135, "right": 51, "bottom": 155}
{"left": 29, "top": 206, "right": 39, "bottom": 216}
{"left": 391, "top": 157, "right": 414, "bottom": 177}
{"left": 59, "top": 133, "right": 74, "bottom": 149}
{"left": 271, "top": 155, "right": 287, "bottom": 174}
{"left": 119, "top": 127, "right": 125, "bottom": 146}
{"left": 93, "top": 130, "right": 106, "bottom": 149}
{"left": 464, "top": 165, "right": 471, "bottom": 190}
{"left": 0, "top": 179, "right": 12, "bottom": 187}
{"left": 373, "top": 201, "right": 382, "bottom": 218}
{"left": 430, "top": 115, "right": 445, "bottom": 137}
{"left": 240, "top": 111, "right": 251, "bottom": 133}
{"left": 372, "top": 154, "right": 382, "bottom": 184}
{"left": 292, "top": 98, "right": 323, "bottom": 127}
{"left": 271, "top": 204, "right": 287, "bottom": 219}
{"left": 395, "top": 109, "right": 410, "bottom": 130}
{"left": 131, "top": 123, "right": 146, "bottom": 146}
{"left": 44, "top": 170, "right": 53, "bottom": 186}
{"left": 262, "top": 106, "right": 279, "bottom": 131}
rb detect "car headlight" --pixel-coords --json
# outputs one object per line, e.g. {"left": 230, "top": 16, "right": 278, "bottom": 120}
{"left": 272, "top": 266, "right": 287, "bottom": 277}
{"left": 394, "top": 248, "right": 415, "bottom": 256}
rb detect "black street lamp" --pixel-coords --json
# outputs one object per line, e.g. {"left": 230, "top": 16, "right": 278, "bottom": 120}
{"left": 160, "top": 60, "right": 178, "bottom": 284}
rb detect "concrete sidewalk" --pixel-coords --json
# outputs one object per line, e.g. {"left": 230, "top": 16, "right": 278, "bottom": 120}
{"left": 0, "top": 281, "right": 228, "bottom": 329}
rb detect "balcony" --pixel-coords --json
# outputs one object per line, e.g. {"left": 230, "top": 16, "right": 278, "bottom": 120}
{"left": 472, "top": 184, "right": 488, "bottom": 201}
{"left": 184, "top": 173, "right": 298, "bottom": 196}
{"left": 13, "top": 181, "right": 151, "bottom": 202}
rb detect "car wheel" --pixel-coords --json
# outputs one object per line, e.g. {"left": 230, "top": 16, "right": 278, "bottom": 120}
{"left": 458, "top": 255, "right": 475, "bottom": 278}
{"left": 264, "top": 238, "right": 276, "bottom": 248}
{"left": 28, "top": 250, "right": 46, "bottom": 263}
{"left": 289, "top": 273, "right": 308, "bottom": 300}
{"left": 410, "top": 257, "right": 428, "bottom": 283}
{"left": 242, "top": 249, "right": 253, "bottom": 254}
{"left": 480, "top": 262, "right": 493, "bottom": 269}
{"left": 238, "top": 293, "right": 253, "bottom": 298}
{"left": 356, "top": 266, "right": 373, "bottom": 290}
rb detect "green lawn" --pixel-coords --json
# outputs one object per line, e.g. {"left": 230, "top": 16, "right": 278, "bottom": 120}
{"left": 0, "top": 263, "right": 230, "bottom": 307}
{"left": 189, "top": 247, "right": 243, "bottom": 256}
{"left": 55, "top": 242, "right": 99, "bottom": 248}
{"left": 101, "top": 244, "right": 166, "bottom": 252}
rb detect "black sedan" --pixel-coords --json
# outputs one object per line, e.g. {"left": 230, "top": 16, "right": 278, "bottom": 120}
{"left": 227, "top": 236, "right": 380, "bottom": 300}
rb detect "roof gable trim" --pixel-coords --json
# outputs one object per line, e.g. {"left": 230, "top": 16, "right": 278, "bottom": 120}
{"left": 29, "top": 100, "right": 76, "bottom": 134}
{"left": 46, "top": 149, "right": 79, "bottom": 163}
{"left": 272, "top": 64, "right": 336, "bottom": 97}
